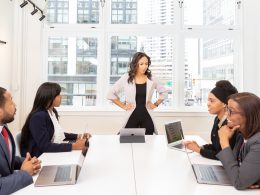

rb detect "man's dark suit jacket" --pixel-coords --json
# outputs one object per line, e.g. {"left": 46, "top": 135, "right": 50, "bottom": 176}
{"left": 21, "top": 110, "right": 77, "bottom": 158}
{"left": 0, "top": 126, "right": 32, "bottom": 195}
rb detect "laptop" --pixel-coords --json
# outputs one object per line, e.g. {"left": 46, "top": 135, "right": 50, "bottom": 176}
{"left": 165, "top": 121, "right": 192, "bottom": 152}
{"left": 35, "top": 152, "right": 85, "bottom": 187}
{"left": 119, "top": 128, "right": 146, "bottom": 143}
{"left": 186, "top": 153, "right": 231, "bottom": 185}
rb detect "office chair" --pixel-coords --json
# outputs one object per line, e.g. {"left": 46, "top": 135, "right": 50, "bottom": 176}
{"left": 15, "top": 132, "right": 22, "bottom": 157}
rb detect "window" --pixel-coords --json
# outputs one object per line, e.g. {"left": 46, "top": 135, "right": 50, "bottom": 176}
{"left": 47, "top": 0, "right": 69, "bottom": 23}
{"left": 110, "top": 36, "right": 174, "bottom": 106}
{"left": 77, "top": 0, "right": 99, "bottom": 23}
{"left": 48, "top": 37, "right": 97, "bottom": 106}
{"left": 48, "top": 38, "right": 68, "bottom": 74}
{"left": 184, "top": 38, "right": 235, "bottom": 106}
{"left": 46, "top": 0, "right": 241, "bottom": 110}
{"left": 183, "top": 0, "right": 236, "bottom": 26}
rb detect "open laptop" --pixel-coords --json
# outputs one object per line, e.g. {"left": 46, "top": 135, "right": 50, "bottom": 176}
{"left": 35, "top": 152, "right": 85, "bottom": 187}
{"left": 119, "top": 128, "right": 146, "bottom": 143}
{"left": 165, "top": 121, "right": 192, "bottom": 152}
{"left": 186, "top": 152, "right": 231, "bottom": 185}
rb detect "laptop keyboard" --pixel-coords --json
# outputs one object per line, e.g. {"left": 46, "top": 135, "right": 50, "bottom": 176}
{"left": 199, "top": 166, "right": 218, "bottom": 182}
{"left": 54, "top": 165, "right": 72, "bottom": 182}
{"left": 174, "top": 143, "right": 184, "bottom": 149}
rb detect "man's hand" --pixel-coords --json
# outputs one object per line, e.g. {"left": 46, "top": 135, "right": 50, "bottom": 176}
{"left": 20, "top": 152, "right": 41, "bottom": 176}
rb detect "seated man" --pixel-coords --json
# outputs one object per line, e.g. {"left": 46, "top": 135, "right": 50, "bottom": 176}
{"left": 0, "top": 87, "right": 41, "bottom": 195}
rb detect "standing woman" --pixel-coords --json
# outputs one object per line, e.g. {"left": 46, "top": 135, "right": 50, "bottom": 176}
{"left": 217, "top": 92, "right": 260, "bottom": 190}
{"left": 20, "top": 82, "right": 90, "bottom": 157}
{"left": 184, "top": 80, "right": 240, "bottom": 160}
{"left": 107, "top": 52, "right": 167, "bottom": 134}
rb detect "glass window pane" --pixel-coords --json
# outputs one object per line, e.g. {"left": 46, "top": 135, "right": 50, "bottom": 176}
{"left": 47, "top": 0, "right": 69, "bottom": 24}
{"left": 184, "top": 38, "right": 235, "bottom": 107}
{"left": 111, "top": 0, "right": 174, "bottom": 24}
{"left": 110, "top": 36, "right": 174, "bottom": 106}
{"left": 76, "top": 38, "right": 97, "bottom": 75}
{"left": 77, "top": 0, "right": 100, "bottom": 24}
{"left": 184, "top": 0, "right": 236, "bottom": 26}
{"left": 47, "top": 0, "right": 100, "bottom": 24}
{"left": 48, "top": 37, "right": 97, "bottom": 106}
{"left": 48, "top": 38, "right": 68, "bottom": 75}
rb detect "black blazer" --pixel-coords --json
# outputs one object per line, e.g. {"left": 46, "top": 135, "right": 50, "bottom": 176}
{"left": 0, "top": 125, "right": 32, "bottom": 195}
{"left": 21, "top": 110, "right": 77, "bottom": 158}
{"left": 200, "top": 116, "right": 241, "bottom": 160}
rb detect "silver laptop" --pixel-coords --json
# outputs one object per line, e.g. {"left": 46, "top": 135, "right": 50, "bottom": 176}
{"left": 119, "top": 128, "right": 146, "bottom": 143}
{"left": 165, "top": 121, "right": 192, "bottom": 152}
{"left": 35, "top": 152, "right": 85, "bottom": 187}
{"left": 187, "top": 153, "right": 231, "bottom": 185}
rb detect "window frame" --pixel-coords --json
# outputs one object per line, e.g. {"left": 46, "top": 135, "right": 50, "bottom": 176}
{"left": 43, "top": 0, "right": 242, "bottom": 112}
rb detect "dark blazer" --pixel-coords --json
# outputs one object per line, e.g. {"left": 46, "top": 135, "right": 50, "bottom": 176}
{"left": 217, "top": 131, "right": 260, "bottom": 190}
{"left": 0, "top": 126, "right": 32, "bottom": 195}
{"left": 200, "top": 116, "right": 241, "bottom": 160}
{"left": 20, "top": 110, "right": 77, "bottom": 158}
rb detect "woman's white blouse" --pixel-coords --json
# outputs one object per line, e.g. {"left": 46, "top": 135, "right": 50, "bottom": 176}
{"left": 48, "top": 110, "right": 65, "bottom": 143}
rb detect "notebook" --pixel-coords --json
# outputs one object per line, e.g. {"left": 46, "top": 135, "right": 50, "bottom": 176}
{"left": 186, "top": 153, "right": 231, "bottom": 185}
{"left": 119, "top": 128, "right": 146, "bottom": 143}
{"left": 35, "top": 151, "right": 85, "bottom": 187}
{"left": 165, "top": 121, "right": 192, "bottom": 152}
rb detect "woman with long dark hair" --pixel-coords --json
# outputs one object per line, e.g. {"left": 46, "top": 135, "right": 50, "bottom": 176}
{"left": 107, "top": 52, "right": 167, "bottom": 134}
{"left": 217, "top": 92, "right": 260, "bottom": 190}
{"left": 20, "top": 82, "right": 90, "bottom": 157}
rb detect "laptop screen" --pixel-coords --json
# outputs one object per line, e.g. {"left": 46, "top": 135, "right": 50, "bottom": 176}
{"left": 165, "top": 121, "right": 184, "bottom": 144}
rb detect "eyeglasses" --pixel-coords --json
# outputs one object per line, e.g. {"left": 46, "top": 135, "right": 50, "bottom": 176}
{"left": 225, "top": 106, "right": 243, "bottom": 116}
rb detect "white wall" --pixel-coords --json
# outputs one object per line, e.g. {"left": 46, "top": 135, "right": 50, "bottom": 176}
{"left": 58, "top": 110, "right": 213, "bottom": 141}
{"left": 0, "top": 0, "right": 13, "bottom": 89}
{"left": 18, "top": 6, "right": 45, "bottom": 119}
{"left": 1, "top": 0, "right": 44, "bottom": 132}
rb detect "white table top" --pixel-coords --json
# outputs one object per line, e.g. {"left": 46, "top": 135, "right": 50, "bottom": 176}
{"left": 133, "top": 135, "right": 259, "bottom": 195}
{"left": 13, "top": 135, "right": 259, "bottom": 195}
{"left": 14, "top": 135, "right": 136, "bottom": 195}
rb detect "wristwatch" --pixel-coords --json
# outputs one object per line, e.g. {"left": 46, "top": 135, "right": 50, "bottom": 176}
{"left": 154, "top": 102, "right": 159, "bottom": 107}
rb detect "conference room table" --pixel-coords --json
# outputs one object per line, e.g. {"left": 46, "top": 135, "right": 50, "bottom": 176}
{"left": 14, "top": 135, "right": 259, "bottom": 195}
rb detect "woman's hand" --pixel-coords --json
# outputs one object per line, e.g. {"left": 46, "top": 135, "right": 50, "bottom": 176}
{"left": 123, "top": 103, "right": 135, "bottom": 111}
{"left": 112, "top": 99, "right": 135, "bottom": 111}
{"left": 82, "top": 133, "right": 92, "bottom": 139}
{"left": 183, "top": 140, "right": 201, "bottom": 153}
{"left": 218, "top": 125, "right": 240, "bottom": 149}
{"left": 72, "top": 138, "right": 87, "bottom": 150}
{"left": 146, "top": 101, "right": 157, "bottom": 110}
{"left": 78, "top": 133, "right": 92, "bottom": 140}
